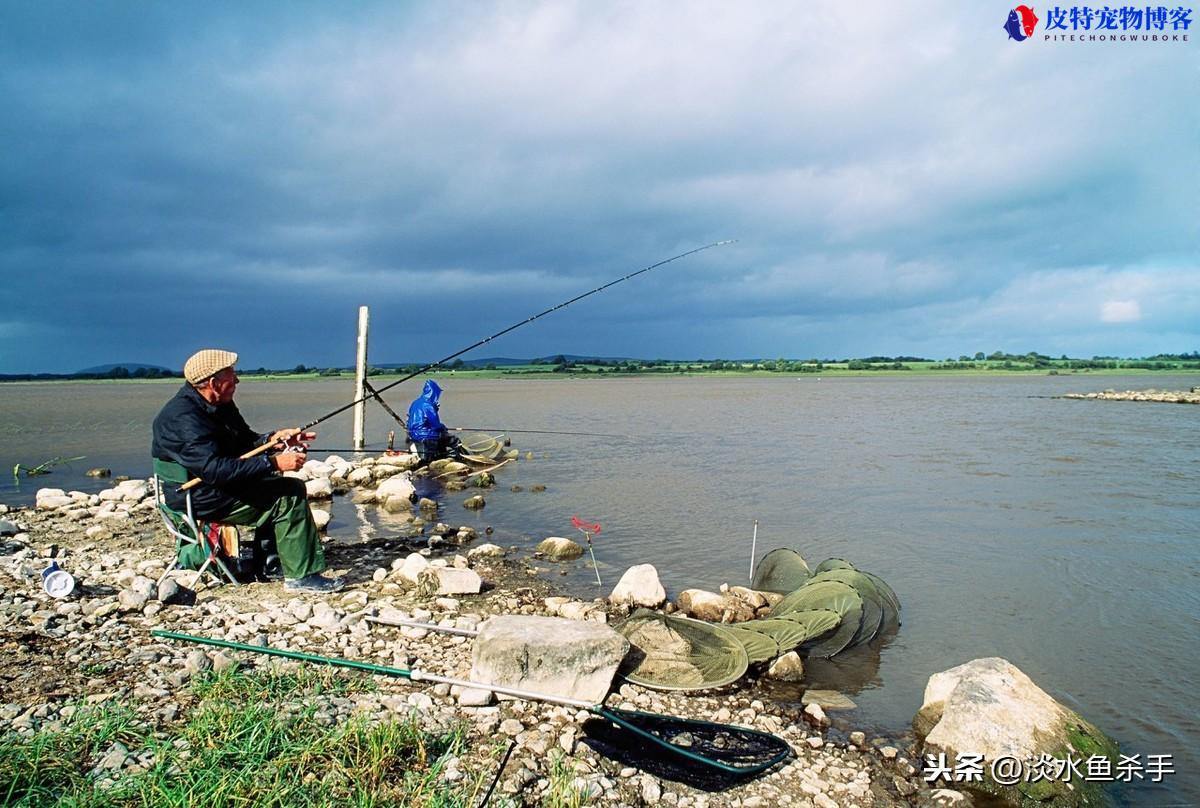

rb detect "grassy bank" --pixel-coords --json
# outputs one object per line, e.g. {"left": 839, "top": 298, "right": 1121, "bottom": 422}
{"left": 0, "top": 666, "right": 489, "bottom": 807}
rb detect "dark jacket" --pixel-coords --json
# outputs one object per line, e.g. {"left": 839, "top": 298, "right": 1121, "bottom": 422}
{"left": 151, "top": 384, "right": 274, "bottom": 516}
{"left": 406, "top": 380, "right": 447, "bottom": 442}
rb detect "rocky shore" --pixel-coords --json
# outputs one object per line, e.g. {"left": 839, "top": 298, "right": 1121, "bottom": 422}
{"left": 1058, "top": 387, "right": 1200, "bottom": 404}
{"left": 0, "top": 472, "right": 970, "bottom": 807}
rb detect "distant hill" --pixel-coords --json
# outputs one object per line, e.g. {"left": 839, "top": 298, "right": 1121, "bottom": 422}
{"left": 373, "top": 357, "right": 534, "bottom": 369}
{"left": 77, "top": 363, "right": 173, "bottom": 374}
{"left": 530, "top": 354, "right": 635, "bottom": 364}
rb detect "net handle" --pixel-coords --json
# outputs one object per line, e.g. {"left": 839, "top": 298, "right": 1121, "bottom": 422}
{"left": 152, "top": 629, "right": 792, "bottom": 777}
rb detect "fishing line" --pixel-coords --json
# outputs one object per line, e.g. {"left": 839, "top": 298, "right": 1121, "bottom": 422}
{"left": 179, "top": 240, "right": 735, "bottom": 489}
{"left": 306, "top": 239, "right": 736, "bottom": 431}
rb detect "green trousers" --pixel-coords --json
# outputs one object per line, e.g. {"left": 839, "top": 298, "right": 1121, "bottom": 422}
{"left": 212, "top": 477, "right": 326, "bottom": 580}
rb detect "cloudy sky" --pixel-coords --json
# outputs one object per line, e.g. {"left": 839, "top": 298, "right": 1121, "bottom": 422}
{"left": 2, "top": 2, "right": 1196, "bottom": 373}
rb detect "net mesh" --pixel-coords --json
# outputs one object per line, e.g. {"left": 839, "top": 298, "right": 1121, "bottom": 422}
{"left": 581, "top": 707, "right": 792, "bottom": 790}
{"left": 616, "top": 610, "right": 749, "bottom": 691}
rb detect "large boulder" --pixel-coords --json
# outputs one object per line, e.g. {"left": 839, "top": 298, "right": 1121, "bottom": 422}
{"left": 915, "top": 657, "right": 1119, "bottom": 807}
{"left": 609, "top": 564, "right": 667, "bottom": 608}
{"left": 471, "top": 615, "right": 629, "bottom": 704}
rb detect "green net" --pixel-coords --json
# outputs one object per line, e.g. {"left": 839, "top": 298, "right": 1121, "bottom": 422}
{"left": 616, "top": 610, "right": 749, "bottom": 691}
{"left": 771, "top": 579, "right": 862, "bottom": 619}
{"left": 807, "top": 569, "right": 886, "bottom": 646}
{"left": 750, "top": 548, "right": 812, "bottom": 594}
{"left": 719, "top": 625, "right": 782, "bottom": 663}
{"left": 813, "top": 557, "right": 855, "bottom": 574}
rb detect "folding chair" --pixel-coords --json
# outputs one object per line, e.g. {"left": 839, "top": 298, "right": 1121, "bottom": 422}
{"left": 153, "top": 459, "right": 240, "bottom": 588}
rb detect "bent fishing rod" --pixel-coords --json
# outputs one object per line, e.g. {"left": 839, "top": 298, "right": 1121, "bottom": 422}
{"left": 179, "top": 240, "right": 734, "bottom": 490}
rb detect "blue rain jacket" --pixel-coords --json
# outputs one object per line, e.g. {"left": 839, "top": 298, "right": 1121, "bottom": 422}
{"left": 407, "top": 380, "right": 447, "bottom": 442}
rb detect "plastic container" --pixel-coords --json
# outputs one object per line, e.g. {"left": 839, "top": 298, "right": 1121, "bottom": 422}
{"left": 41, "top": 561, "right": 76, "bottom": 599}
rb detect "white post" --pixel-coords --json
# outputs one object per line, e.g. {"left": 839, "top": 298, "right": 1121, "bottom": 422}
{"left": 749, "top": 519, "right": 758, "bottom": 585}
{"left": 352, "top": 306, "right": 369, "bottom": 450}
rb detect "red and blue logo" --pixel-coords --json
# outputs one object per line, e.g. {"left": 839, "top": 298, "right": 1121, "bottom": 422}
{"left": 1004, "top": 5, "right": 1040, "bottom": 39}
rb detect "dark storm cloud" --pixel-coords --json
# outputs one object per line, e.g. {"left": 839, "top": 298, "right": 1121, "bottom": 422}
{"left": 1, "top": 2, "right": 1195, "bottom": 372}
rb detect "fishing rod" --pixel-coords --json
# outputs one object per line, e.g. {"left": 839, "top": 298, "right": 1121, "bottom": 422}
{"left": 179, "top": 240, "right": 734, "bottom": 490}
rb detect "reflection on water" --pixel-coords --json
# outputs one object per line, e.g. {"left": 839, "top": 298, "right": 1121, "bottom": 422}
{"left": 1, "top": 373, "right": 1198, "bottom": 805}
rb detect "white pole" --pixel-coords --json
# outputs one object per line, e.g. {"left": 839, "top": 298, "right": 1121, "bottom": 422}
{"left": 352, "top": 306, "right": 369, "bottom": 450}
{"left": 749, "top": 519, "right": 759, "bottom": 585}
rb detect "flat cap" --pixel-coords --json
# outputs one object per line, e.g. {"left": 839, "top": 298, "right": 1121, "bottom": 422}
{"left": 183, "top": 349, "right": 238, "bottom": 385}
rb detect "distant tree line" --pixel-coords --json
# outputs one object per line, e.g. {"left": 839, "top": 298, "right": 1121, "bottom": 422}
{"left": 3, "top": 350, "right": 1197, "bottom": 383}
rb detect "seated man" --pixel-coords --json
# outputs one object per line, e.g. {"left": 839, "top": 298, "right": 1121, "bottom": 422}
{"left": 406, "top": 379, "right": 461, "bottom": 463}
{"left": 152, "top": 349, "right": 344, "bottom": 593}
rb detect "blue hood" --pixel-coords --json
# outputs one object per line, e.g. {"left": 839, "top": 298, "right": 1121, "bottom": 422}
{"left": 421, "top": 379, "right": 442, "bottom": 407}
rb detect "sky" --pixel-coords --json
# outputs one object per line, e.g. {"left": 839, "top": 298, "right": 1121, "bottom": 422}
{"left": 1, "top": 1, "right": 1197, "bottom": 373}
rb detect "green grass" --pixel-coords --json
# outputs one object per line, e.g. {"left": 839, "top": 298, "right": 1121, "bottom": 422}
{"left": 0, "top": 667, "right": 486, "bottom": 807}
{"left": 542, "top": 751, "right": 592, "bottom": 808}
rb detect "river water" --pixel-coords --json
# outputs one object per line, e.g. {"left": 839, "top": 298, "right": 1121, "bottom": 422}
{"left": 1, "top": 374, "right": 1196, "bottom": 805}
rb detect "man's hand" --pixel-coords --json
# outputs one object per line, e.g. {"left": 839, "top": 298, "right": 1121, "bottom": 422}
{"left": 271, "top": 451, "right": 308, "bottom": 472}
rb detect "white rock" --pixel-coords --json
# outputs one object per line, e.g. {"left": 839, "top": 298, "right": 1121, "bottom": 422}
{"left": 398, "top": 553, "right": 430, "bottom": 585}
{"left": 36, "top": 489, "right": 73, "bottom": 510}
{"left": 471, "top": 615, "right": 629, "bottom": 704}
{"left": 302, "top": 460, "right": 334, "bottom": 477}
{"left": 347, "top": 467, "right": 374, "bottom": 485}
{"left": 917, "top": 657, "right": 1117, "bottom": 777}
{"left": 467, "top": 543, "right": 506, "bottom": 560}
{"left": 116, "top": 480, "right": 149, "bottom": 501}
{"left": 609, "top": 564, "right": 666, "bottom": 608}
{"left": 803, "top": 702, "right": 830, "bottom": 728}
{"left": 310, "top": 508, "right": 331, "bottom": 530}
{"left": 417, "top": 567, "right": 482, "bottom": 596}
{"left": 376, "top": 474, "right": 415, "bottom": 501}
{"left": 304, "top": 478, "right": 333, "bottom": 499}
{"left": 457, "top": 687, "right": 494, "bottom": 706}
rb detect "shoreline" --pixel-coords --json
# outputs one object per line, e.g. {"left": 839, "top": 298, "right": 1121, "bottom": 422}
{"left": 2, "top": 366, "right": 1200, "bottom": 386}
{"left": 0, "top": 483, "right": 955, "bottom": 806}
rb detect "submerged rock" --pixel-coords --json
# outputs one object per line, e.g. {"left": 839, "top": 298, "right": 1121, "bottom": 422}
{"left": 536, "top": 536, "right": 583, "bottom": 560}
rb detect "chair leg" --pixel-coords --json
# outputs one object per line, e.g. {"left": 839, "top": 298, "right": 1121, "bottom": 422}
{"left": 211, "top": 553, "right": 240, "bottom": 586}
